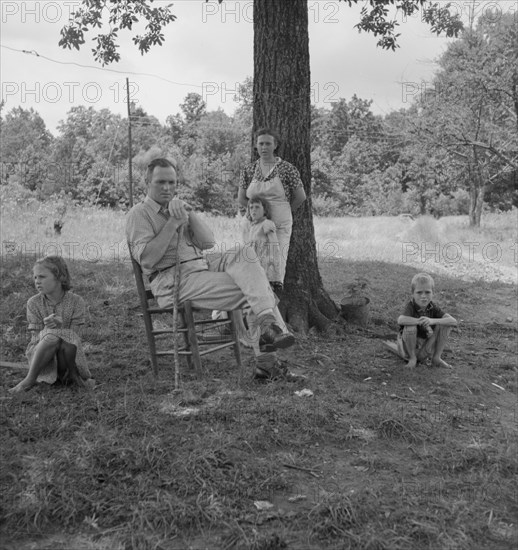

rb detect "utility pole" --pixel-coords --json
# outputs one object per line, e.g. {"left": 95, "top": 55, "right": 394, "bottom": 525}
{"left": 126, "top": 77, "right": 134, "bottom": 207}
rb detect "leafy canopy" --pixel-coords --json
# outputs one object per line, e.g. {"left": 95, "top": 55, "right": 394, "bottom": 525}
{"left": 59, "top": 0, "right": 176, "bottom": 65}
{"left": 345, "top": 0, "right": 463, "bottom": 50}
{"left": 59, "top": 0, "right": 463, "bottom": 65}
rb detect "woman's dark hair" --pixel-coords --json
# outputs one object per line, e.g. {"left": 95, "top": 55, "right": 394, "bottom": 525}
{"left": 254, "top": 127, "right": 281, "bottom": 150}
{"left": 34, "top": 256, "right": 71, "bottom": 291}
{"left": 246, "top": 195, "right": 272, "bottom": 221}
{"left": 145, "top": 158, "right": 178, "bottom": 184}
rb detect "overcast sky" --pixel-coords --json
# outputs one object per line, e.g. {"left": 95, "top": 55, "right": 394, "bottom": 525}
{"left": 1, "top": 1, "right": 514, "bottom": 133}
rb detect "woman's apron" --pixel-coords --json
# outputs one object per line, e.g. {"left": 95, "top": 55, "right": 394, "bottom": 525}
{"left": 246, "top": 171, "right": 292, "bottom": 282}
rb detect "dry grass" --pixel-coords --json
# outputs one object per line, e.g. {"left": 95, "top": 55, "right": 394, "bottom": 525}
{"left": 2, "top": 192, "right": 516, "bottom": 284}
{"left": 314, "top": 212, "right": 517, "bottom": 284}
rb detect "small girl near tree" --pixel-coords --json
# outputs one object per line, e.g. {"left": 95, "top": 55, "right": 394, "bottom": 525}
{"left": 244, "top": 195, "right": 283, "bottom": 293}
{"left": 10, "top": 256, "right": 93, "bottom": 393}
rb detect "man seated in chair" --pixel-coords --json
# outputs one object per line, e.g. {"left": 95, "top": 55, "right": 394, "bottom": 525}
{"left": 125, "top": 157, "right": 296, "bottom": 381}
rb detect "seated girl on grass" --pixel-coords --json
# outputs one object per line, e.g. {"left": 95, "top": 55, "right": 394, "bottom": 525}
{"left": 9, "top": 256, "right": 93, "bottom": 394}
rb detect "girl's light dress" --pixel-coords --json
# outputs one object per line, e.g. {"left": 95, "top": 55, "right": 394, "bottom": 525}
{"left": 243, "top": 218, "right": 282, "bottom": 283}
{"left": 26, "top": 291, "right": 91, "bottom": 384}
{"left": 240, "top": 158, "right": 303, "bottom": 282}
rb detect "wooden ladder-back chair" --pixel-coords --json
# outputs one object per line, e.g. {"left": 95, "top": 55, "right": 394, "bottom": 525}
{"left": 130, "top": 256, "right": 244, "bottom": 383}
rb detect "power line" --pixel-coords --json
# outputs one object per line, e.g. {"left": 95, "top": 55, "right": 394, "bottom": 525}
{"left": 1, "top": 45, "right": 410, "bottom": 141}
{"left": 0, "top": 44, "right": 202, "bottom": 89}
{"left": 2, "top": 44, "right": 395, "bottom": 106}
{"left": 1, "top": 44, "right": 338, "bottom": 104}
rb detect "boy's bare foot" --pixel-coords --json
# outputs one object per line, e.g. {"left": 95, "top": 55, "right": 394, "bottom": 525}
{"left": 406, "top": 357, "right": 417, "bottom": 369}
{"left": 432, "top": 358, "right": 452, "bottom": 368}
{"left": 9, "top": 378, "right": 36, "bottom": 394}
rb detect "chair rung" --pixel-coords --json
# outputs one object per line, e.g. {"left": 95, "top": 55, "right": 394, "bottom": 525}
{"left": 147, "top": 307, "right": 175, "bottom": 314}
{"left": 198, "top": 337, "right": 234, "bottom": 345}
{"left": 152, "top": 328, "right": 187, "bottom": 335}
{"left": 147, "top": 307, "right": 235, "bottom": 318}
{"left": 199, "top": 342, "right": 236, "bottom": 355}
{"left": 156, "top": 350, "right": 187, "bottom": 356}
{"left": 194, "top": 319, "right": 232, "bottom": 326}
{"left": 155, "top": 341, "right": 236, "bottom": 357}
{"left": 152, "top": 328, "right": 228, "bottom": 337}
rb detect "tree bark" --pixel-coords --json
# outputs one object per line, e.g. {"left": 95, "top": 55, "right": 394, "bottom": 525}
{"left": 513, "top": 72, "right": 518, "bottom": 134}
{"left": 473, "top": 148, "right": 486, "bottom": 226}
{"left": 252, "top": 0, "right": 339, "bottom": 333}
{"left": 468, "top": 151, "right": 486, "bottom": 227}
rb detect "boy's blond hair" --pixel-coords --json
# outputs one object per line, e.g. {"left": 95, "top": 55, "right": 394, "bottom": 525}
{"left": 411, "top": 272, "right": 435, "bottom": 292}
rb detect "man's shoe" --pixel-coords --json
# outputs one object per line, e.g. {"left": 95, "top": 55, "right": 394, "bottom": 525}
{"left": 254, "top": 355, "right": 288, "bottom": 381}
{"left": 254, "top": 356, "right": 305, "bottom": 382}
{"left": 259, "top": 314, "right": 295, "bottom": 351}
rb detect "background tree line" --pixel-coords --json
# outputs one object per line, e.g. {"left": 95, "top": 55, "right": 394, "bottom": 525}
{"left": 1, "top": 12, "right": 516, "bottom": 225}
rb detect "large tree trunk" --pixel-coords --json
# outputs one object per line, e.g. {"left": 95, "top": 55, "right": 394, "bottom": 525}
{"left": 252, "top": 0, "right": 339, "bottom": 333}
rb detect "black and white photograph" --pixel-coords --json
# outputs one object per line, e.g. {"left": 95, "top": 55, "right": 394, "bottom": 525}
{"left": 1, "top": 1, "right": 517, "bottom": 548}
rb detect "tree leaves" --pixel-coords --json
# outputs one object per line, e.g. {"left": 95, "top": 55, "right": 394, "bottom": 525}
{"left": 60, "top": 0, "right": 465, "bottom": 64}
{"left": 58, "top": 0, "right": 176, "bottom": 65}
{"left": 410, "top": 12, "right": 518, "bottom": 223}
{"left": 422, "top": 2, "right": 464, "bottom": 38}
{"left": 342, "top": 0, "right": 463, "bottom": 50}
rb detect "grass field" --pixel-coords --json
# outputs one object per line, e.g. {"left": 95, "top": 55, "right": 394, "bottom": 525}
{"left": 1, "top": 198, "right": 516, "bottom": 284}
{"left": 1, "top": 202, "right": 517, "bottom": 549}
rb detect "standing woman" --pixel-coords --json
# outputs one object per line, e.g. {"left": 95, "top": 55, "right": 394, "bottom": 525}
{"left": 238, "top": 128, "right": 306, "bottom": 283}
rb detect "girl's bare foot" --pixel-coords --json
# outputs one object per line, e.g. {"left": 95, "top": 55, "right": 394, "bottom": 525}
{"left": 9, "top": 378, "right": 36, "bottom": 394}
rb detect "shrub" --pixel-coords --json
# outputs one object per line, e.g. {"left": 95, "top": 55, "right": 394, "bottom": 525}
{"left": 431, "top": 190, "right": 470, "bottom": 217}
{"left": 312, "top": 194, "right": 343, "bottom": 217}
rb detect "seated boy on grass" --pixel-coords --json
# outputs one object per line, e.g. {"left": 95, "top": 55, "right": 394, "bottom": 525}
{"left": 394, "top": 272, "right": 457, "bottom": 369}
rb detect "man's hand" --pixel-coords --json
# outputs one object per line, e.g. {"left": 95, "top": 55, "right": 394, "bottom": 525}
{"left": 168, "top": 198, "right": 192, "bottom": 227}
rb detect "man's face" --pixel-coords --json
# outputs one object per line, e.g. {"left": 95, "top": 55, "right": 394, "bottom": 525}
{"left": 412, "top": 281, "right": 434, "bottom": 308}
{"left": 148, "top": 165, "right": 177, "bottom": 206}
